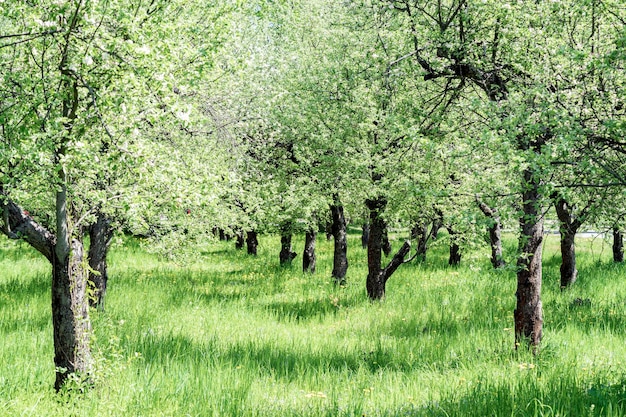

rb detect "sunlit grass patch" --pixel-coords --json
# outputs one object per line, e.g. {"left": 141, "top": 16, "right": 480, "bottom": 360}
{"left": 1, "top": 232, "right": 626, "bottom": 416}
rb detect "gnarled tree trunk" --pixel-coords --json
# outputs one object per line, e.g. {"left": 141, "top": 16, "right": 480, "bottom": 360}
{"left": 303, "top": 229, "right": 316, "bottom": 273}
{"left": 2, "top": 187, "right": 93, "bottom": 390}
{"left": 477, "top": 200, "right": 506, "bottom": 268}
{"left": 613, "top": 227, "right": 623, "bottom": 263}
{"left": 53, "top": 237, "right": 93, "bottom": 391}
{"left": 365, "top": 197, "right": 411, "bottom": 300}
{"left": 514, "top": 169, "right": 544, "bottom": 350}
{"left": 87, "top": 213, "right": 113, "bottom": 310}
{"left": 330, "top": 200, "right": 348, "bottom": 284}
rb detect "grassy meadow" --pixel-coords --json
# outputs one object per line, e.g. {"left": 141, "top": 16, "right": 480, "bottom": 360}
{"left": 1, "top": 229, "right": 626, "bottom": 416}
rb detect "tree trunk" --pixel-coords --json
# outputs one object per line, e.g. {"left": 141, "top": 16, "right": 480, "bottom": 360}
{"left": 514, "top": 169, "right": 544, "bottom": 351}
{"left": 411, "top": 222, "right": 429, "bottom": 261}
{"left": 279, "top": 225, "right": 297, "bottom": 265}
{"left": 613, "top": 227, "right": 624, "bottom": 263}
{"left": 382, "top": 223, "right": 392, "bottom": 256}
{"left": 364, "top": 197, "right": 413, "bottom": 300}
{"left": 330, "top": 201, "right": 348, "bottom": 284}
{"left": 361, "top": 223, "right": 370, "bottom": 249}
{"left": 554, "top": 196, "right": 584, "bottom": 289}
{"left": 235, "top": 229, "right": 245, "bottom": 250}
{"left": 53, "top": 238, "right": 93, "bottom": 391}
{"left": 87, "top": 213, "right": 113, "bottom": 311}
{"left": 246, "top": 230, "right": 258, "bottom": 256}
{"left": 448, "top": 228, "right": 461, "bottom": 266}
{"left": 303, "top": 229, "right": 316, "bottom": 273}
{"left": 411, "top": 215, "right": 442, "bottom": 262}
{"left": 366, "top": 198, "right": 386, "bottom": 299}
{"left": 477, "top": 200, "right": 506, "bottom": 268}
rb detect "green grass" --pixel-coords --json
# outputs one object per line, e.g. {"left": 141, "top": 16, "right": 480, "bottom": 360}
{"left": 2, "top": 231, "right": 626, "bottom": 416}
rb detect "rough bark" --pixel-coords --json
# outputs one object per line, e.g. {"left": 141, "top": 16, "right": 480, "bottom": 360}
{"left": 2, "top": 187, "right": 93, "bottom": 390}
{"left": 53, "top": 237, "right": 93, "bottom": 391}
{"left": 365, "top": 197, "right": 411, "bottom": 300}
{"left": 330, "top": 202, "right": 348, "bottom": 284}
{"left": 514, "top": 169, "right": 544, "bottom": 350}
{"left": 279, "top": 225, "right": 297, "bottom": 265}
{"left": 303, "top": 229, "right": 316, "bottom": 273}
{"left": 1, "top": 195, "right": 55, "bottom": 262}
{"left": 613, "top": 227, "right": 624, "bottom": 263}
{"left": 246, "top": 230, "right": 258, "bottom": 256}
{"left": 361, "top": 223, "right": 370, "bottom": 249}
{"left": 477, "top": 200, "right": 506, "bottom": 268}
{"left": 87, "top": 213, "right": 113, "bottom": 310}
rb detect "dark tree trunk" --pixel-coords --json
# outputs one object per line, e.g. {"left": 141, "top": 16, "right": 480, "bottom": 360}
{"left": 325, "top": 221, "right": 333, "bottom": 241}
{"left": 554, "top": 196, "right": 587, "bottom": 289}
{"left": 330, "top": 201, "right": 348, "bottom": 284}
{"left": 235, "top": 229, "right": 245, "bottom": 250}
{"left": 246, "top": 230, "right": 258, "bottom": 256}
{"left": 514, "top": 169, "right": 544, "bottom": 350}
{"left": 613, "top": 227, "right": 624, "bottom": 263}
{"left": 477, "top": 200, "right": 506, "bottom": 268}
{"left": 382, "top": 223, "right": 392, "bottom": 256}
{"left": 366, "top": 198, "right": 386, "bottom": 299}
{"left": 53, "top": 238, "right": 93, "bottom": 391}
{"left": 447, "top": 227, "right": 461, "bottom": 266}
{"left": 303, "top": 229, "right": 316, "bottom": 273}
{"left": 411, "top": 222, "right": 429, "bottom": 261}
{"left": 410, "top": 215, "right": 443, "bottom": 262}
{"left": 365, "top": 197, "right": 411, "bottom": 300}
{"left": 361, "top": 223, "right": 370, "bottom": 249}
{"left": 279, "top": 225, "right": 297, "bottom": 265}
{"left": 87, "top": 213, "right": 113, "bottom": 311}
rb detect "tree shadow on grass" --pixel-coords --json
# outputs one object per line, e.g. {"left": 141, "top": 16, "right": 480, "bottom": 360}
{"left": 262, "top": 292, "right": 363, "bottom": 323}
{"left": 129, "top": 331, "right": 419, "bottom": 382}
{"left": 391, "top": 373, "right": 626, "bottom": 416}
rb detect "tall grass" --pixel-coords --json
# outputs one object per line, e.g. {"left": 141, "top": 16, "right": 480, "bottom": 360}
{"left": 1, "top": 230, "right": 626, "bottom": 416}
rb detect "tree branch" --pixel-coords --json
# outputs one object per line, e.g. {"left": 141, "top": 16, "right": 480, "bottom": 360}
{"left": 1, "top": 189, "right": 56, "bottom": 263}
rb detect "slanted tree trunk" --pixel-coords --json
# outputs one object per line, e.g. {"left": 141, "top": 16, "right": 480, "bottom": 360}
{"left": 365, "top": 197, "right": 411, "bottom": 300}
{"left": 87, "top": 213, "right": 113, "bottom": 310}
{"left": 361, "top": 223, "right": 370, "bottom": 249}
{"left": 447, "top": 227, "right": 461, "bottom": 266}
{"left": 613, "top": 227, "right": 624, "bottom": 263}
{"left": 411, "top": 222, "right": 429, "bottom": 261}
{"left": 330, "top": 200, "right": 348, "bottom": 284}
{"left": 246, "top": 230, "right": 258, "bottom": 256}
{"left": 477, "top": 200, "right": 506, "bottom": 268}
{"left": 279, "top": 224, "right": 297, "bottom": 265}
{"left": 303, "top": 229, "right": 316, "bottom": 273}
{"left": 514, "top": 169, "right": 544, "bottom": 350}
